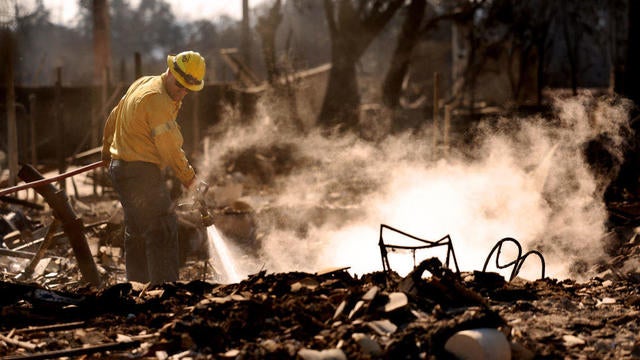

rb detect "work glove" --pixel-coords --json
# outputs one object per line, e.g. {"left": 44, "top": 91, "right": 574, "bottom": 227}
{"left": 186, "top": 178, "right": 209, "bottom": 202}
{"left": 194, "top": 180, "right": 210, "bottom": 201}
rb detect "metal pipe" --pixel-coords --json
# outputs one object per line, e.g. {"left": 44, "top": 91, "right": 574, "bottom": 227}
{"left": 0, "top": 161, "right": 104, "bottom": 197}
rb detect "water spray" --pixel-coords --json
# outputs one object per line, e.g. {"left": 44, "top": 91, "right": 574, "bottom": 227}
{"left": 178, "top": 180, "right": 242, "bottom": 283}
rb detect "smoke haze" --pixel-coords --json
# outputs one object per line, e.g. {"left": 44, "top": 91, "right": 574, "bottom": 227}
{"left": 198, "top": 93, "right": 633, "bottom": 282}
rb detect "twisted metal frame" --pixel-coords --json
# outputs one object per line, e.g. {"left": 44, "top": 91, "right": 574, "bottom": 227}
{"left": 482, "top": 237, "right": 545, "bottom": 281}
{"left": 378, "top": 224, "right": 460, "bottom": 276}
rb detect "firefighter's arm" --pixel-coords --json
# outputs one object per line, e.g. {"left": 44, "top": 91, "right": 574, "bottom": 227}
{"left": 145, "top": 96, "right": 196, "bottom": 187}
{"left": 155, "top": 131, "right": 196, "bottom": 187}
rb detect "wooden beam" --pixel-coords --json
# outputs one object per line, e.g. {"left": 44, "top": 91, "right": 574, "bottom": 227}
{"left": 0, "top": 248, "right": 36, "bottom": 259}
{"left": 19, "top": 219, "right": 60, "bottom": 279}
{"left": 0, "top": 333, "right": 37, "bottom": 352}
{"left": 13, "top": 321, "right": 86, "bottom": 334}
{"left": 1, "top": 340, "right": 140, "bottom": 360}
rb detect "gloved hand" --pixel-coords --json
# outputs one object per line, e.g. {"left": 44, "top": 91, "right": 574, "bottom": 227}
{"left": 185, "top": 178, "right": 209, "bottom": 201}
{"left": 193, "top": 180, "right": 210, "bottom": 202}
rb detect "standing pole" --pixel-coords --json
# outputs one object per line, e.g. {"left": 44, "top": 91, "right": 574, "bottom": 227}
{"left": 432, "top": 72, "right": 440, "bottom": 159}
{"left": 134, "top": 52, "right": 142, "bottom": 79}
{"left": 4, "top": 29, "right": 18, "bottom": 186}
{"left": 92, "top": 0, "right": 112, "bottom": 86}
{"left": 55, "top": 67, "right": 67, "bottom": 193}
{"left": 120, "top": 58, "right": 126, "bottom": 82}
{"left": 92, "top": 0, "right": 112, "bottom": 195}
{"left": 29, "top": 94, "right": 38, "bottom": 201}
{"left": 192, "top": 92, "right": 200, "bottom": 155}
{"left": 94, "top": 66, "right": 109, "bottom": 196}
{"left": 444, "top": 104, "right": 451, "bottom": 157}
{"left": 241, "top": 0, "right": 251, "bottom": 68}
{"left": 92, "top": 0, "right": 111, "bottom": 202}
{"left": 29, "top": 94, "right": 37, "bottom": 166}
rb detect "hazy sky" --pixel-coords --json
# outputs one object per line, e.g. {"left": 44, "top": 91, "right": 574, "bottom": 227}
{"left": 22, "top": 0, "right": 268, "bottom": 25}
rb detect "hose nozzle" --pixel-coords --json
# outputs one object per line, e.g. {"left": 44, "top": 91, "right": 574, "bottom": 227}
{"left": 200, "top": 209, "right": 216, "bottom": 227}
{"left": 195, "top": 181, "right": 215, "bottom": 227}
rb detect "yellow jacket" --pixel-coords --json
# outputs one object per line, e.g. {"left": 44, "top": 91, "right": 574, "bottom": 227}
{"left": 101, "top": 74, "right": 196, "bottom": 186}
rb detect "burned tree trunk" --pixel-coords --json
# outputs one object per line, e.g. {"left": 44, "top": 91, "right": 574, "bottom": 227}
{"left": 92, "top": 0, "right": 111, "bottom": 85}
{"left": 318, "top": 0, "right": 404, "bottom": 132}
{"left": 256, "top": 0, "right": 304, "bottom": 133}
{"left": 382, "top": 1, "right": 465, "bottom": 111}
{"left": 2, "top": 29, "right": 18, "bottom": 186}
{"left": 256, "top": 0, "right": 283, "bottom": 85}
{"left": 242, "top": 0, "right": 252, "bottom": 68}
{"left": 382, "top": 0, "right": 426, "bottom": 109}
{"left": 625, "top": 0, "right": 640, "bottom": 108}
{"left": 534, "top": 26, "right": 550, "bottom": 106}
{"left": 560, "top": 1, "right": 580, "bottom": 96}
{"left": 319, "top": 41, "right": 360, "bottom": 131}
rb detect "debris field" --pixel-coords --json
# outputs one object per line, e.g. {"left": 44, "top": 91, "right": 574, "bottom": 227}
{"left": 1, "top": 145, "right": 640, "bottom": 359}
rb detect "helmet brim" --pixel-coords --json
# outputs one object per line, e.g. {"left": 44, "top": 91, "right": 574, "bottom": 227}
{"left": 167, "top": 55, "right": 204, "bottom": 92}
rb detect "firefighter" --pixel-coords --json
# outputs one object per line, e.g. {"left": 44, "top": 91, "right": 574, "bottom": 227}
{"left": 101, "top": 50, "right": 205, "bottom": 284}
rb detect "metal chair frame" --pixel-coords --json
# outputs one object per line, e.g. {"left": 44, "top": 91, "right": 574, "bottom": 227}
{"left": 378, "top": 224, "right": 461, "bottom": 276}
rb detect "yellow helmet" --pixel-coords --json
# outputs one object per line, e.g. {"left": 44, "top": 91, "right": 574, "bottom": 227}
{"left": 167, "top": 51, "right": 206, "bottom": 91}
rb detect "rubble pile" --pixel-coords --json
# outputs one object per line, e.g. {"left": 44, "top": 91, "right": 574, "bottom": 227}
{"left": 2, "top": 142, "right": 640, "bottom": 358}
{"left": 0, "top": 254, "right": 639, "bottom": 359}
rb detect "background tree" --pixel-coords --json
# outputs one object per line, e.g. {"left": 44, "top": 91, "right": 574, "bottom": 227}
{"left": 625, "top": 0, "right": 639, "bottom": 109}
{"left": 474, "top": 0, "right": 554, "bottom": 106}
{"left": 529, "top": 0, "right": 554, "bottom": 105}
{"left": 381, "top": 0, "right": 426, "bottom": 110}
{"left": 183, "top": 20, "right": 219, "bottom": 61}
{"left": 318, "top": 0, "right": 404, "bottom": 132}
{"left": 256, "top": 0, "right": 283, "bottom": 85}
{"left": 451, "top": 0, "right": 487, "bottom": 110}
{"left": 10, "top": 1, "right": 54, "bottom": 85}
{"left": 504, "top": 0, "right": 545, "bottom": 104}
{"left": 555, "top": 0, "right": 605, "bottom": 96}
{"left": 558, "top": 0, "right": 581, "bottom": 96}
{"left": 256, "top": 0, "right": 306, "bottom": 133}
{"left": 381, "top": 0, "right": 475, "bottom": 112}
{"left": 79, "top": 0, "right": 183, "bottom": 77}
{"left": 281, "top": 1, "right": 330, "bottom": 69}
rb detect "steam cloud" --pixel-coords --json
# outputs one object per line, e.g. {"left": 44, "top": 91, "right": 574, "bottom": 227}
{"left": 197, "top": 93, "right": 633, "bottom": 282}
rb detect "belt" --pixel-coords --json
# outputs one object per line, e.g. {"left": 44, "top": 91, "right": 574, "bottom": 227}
{"left": 110, "top": 159, "right": 125, "bottom": 167}
{"left": 110, "top": 159, "right": 155, "bottom": 167}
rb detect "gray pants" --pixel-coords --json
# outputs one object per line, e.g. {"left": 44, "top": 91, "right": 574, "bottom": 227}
{"left": 109, "top": 160, "right": 179, "bottom": 284}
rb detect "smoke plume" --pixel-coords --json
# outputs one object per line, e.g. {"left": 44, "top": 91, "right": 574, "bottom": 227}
{"left": 198, "top": 93, "right": 633, "bottom": 282}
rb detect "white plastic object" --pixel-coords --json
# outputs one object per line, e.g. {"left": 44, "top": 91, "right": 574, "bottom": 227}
{"left": 444, "top": 328, "right": 511, "bottom": 360}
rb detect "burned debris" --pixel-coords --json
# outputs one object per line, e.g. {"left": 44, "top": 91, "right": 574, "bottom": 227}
{"left": 3, "top": 0, "right": 640, "bottom": 358}
{"left": 2, "top": 136, "right": 640, "bottom": 358}
{"left": 0, "top": 257, "right": 639, "bottom": 359}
